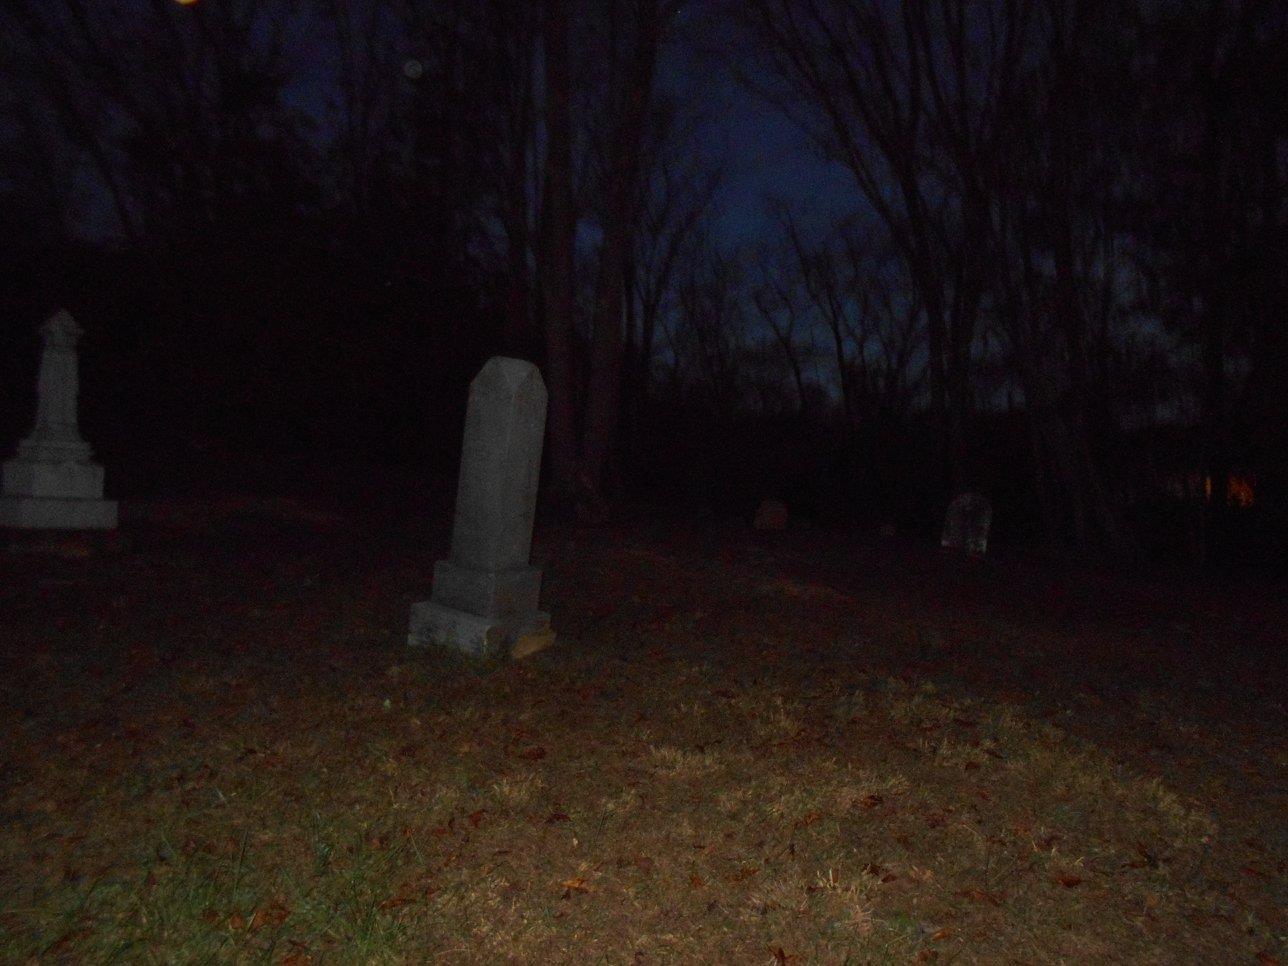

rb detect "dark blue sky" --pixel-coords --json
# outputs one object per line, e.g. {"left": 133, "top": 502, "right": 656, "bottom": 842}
{"left": 82, "top": 4, "right": 861, "bottom": 253}
{"left": 660, "top": 16, "right": 859, "bottom": 249}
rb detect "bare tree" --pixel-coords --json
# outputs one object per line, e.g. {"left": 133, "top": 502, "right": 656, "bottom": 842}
{"left": 627, "top": 131, "right": 721, "bottom": 426}
{"left": 751, "top": 250, "right": 813, "bottom": 416}
{"left": 738, "top": 0, "right": 1028, "bottom": 493}
{"left": 1, "top": 0, "right": 310, "bottom": 243}
{"left": 579, "top": 0, "right": 685, "bottom": 510}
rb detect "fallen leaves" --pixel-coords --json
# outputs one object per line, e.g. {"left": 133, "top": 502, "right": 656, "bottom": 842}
{"left": 248, "top": 900, "right": 291, "bottom": 930}
{"left": 560, "top": 876, "right": 592, "bottom": 898}
{"left": 862, "top": 863, "right": 899, "bottom": 883}
{"left": 962, "top": 887, "right": 1004, "bottom": 907}
{"left": 3, "top": 526, "right": 1283, "bottom": 966}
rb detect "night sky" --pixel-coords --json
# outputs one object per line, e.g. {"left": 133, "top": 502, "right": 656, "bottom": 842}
{"left": 655, "top": 20, "right": 858, "bottom": 247}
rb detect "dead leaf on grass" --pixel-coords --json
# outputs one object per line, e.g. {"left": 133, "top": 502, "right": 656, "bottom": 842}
{"left": 561, "top": 877, "right": 592, "bottom": 897}
{"left": 794, "top": 810, "right": 823, "bottom": 829}
{"left": 962, "top": 887, "right": 1002, "bottom": 906}
{"left": 519, "top": 746, "right": 547, "bottom": 761}
{"left": 468, "top": 809, "right": 486, "bottom": 828}
{"left": 378, "top": 891, "right": 416, "bottom": 911}
{"left": 1056, "top": 875, "right": 1083, "bottom": 888}
{"left": 617, "top": 855, "right": 655, "bottom": 873}
{"left": 546, "top": 811, "right": 571, "bottom": 823}
{"left": 862, "top": 863, "right": 897, "bottom": 882}
{"left": 249, "top": 900, "right": 292, "bottom": 929}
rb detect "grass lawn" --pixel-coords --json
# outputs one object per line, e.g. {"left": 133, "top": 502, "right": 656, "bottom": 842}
{"left": 1, "top": 495, "right": 1284, "bottom": 963}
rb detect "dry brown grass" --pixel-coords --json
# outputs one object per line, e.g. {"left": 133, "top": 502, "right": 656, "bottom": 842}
{"left": 0, "top": 512, "right": 1283, "bottom": 963}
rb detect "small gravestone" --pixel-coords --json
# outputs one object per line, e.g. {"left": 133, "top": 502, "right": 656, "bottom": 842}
{"left": 0, "top": 311, "right": 117, "bottom": 530}
{"left": 941, "top": 492, "right": 991, "bottom": 555}
{"left": 408, "top": 358, "right": 553, "bottom": 659}
{"left": 753, "top": 499, "right": 788, "bottom": 531}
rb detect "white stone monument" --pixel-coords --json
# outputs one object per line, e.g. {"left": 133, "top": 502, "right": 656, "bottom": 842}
{"left": 0, "top": 310, "right": 118, "bottom": 529}
{"left": 408, "top": 357, "right": 553, "bottom": 659}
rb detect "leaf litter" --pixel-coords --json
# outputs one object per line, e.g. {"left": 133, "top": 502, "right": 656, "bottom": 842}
{"left": 0, "top": 514, "right": 1284, "bottom": 963}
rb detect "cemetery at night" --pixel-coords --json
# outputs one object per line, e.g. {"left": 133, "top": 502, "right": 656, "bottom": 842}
{"left": 1, "top": 1, "right": 1285, "bottom": 961}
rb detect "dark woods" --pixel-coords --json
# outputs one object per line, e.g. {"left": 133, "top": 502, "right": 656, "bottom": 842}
{"left": 0, "top": 0, "right": 1284, "bottom": 567}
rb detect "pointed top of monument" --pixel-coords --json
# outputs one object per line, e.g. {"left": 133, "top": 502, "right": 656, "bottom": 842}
{"left": 474, "top": 357, "right": 546, "bottom": 398}
{"left": 40, "top": 309, "right": 82, "bottom": 347}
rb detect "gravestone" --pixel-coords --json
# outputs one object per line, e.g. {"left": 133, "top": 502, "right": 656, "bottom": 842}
{"left": 941, "top": 492, "right": 991, "bottom": 555}
{"left": 408, "top": 357, "right": 553, "bottom": 659}
{"left": 0, "top": 311, "right": 118, "bottom": 529}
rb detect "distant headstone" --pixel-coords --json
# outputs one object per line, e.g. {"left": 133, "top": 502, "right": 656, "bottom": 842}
{"left": 753, "top": 499, "right": 788, "bottom": 531}
{"left": 941, "top": 492, "right": 991, "bottom": 555}
{"left": 408, "top": 358, "right": 553, "bottom": 659}
{"left": 0, "top": 311, "right": 117, "bottom": 529}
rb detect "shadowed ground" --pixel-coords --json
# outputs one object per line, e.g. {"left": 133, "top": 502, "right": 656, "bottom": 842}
{"left": 1, "top": 491, "right": 1284, "bottom": 963}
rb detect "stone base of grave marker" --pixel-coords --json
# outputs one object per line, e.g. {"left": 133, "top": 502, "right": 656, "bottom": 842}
{"left": 408, "top": 599, "right": 553, "bottom": 660}
{"left": 0, "top": 492, "right": 118, "bottom": 529}
{"left": 409, "top": 559, "right": 553, "bottom": 659}
{"left": 430, "top": 559, "right": 542, "bottom": 617}
{"left": 0, "top": 449, "right": 119, "bottom": 528}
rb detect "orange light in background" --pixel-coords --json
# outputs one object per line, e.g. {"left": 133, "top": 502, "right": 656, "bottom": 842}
{"left": 1228, "top": 475, "right": 1255, "bottom": 508}
{"left": 1203, "top": 474, "right": 1256, "bottom": 508}
{"left": 175, "top": 0, "right": 198, "bottom": 6}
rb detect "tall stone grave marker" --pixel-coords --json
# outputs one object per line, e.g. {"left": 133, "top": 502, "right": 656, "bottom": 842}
{"left": 409, "top": 357, "right": 553, "bottom": 659}
{"left": 0, "top": 310, "right": 118, "bottom": 529}
{"left": 941, "top": 492, "right": 991, "bottom": 556}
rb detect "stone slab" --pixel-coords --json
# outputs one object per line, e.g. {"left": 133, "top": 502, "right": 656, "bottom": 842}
{"left": 448, "top": 359, "right": 547, "bottom": 573}
{"left": 430, "top": 560, "right": 541, "bottom": 619}
{"left": 0, "top": 495, "right": 118, "bottom": 529}
{"left": 3, "top": 459, "right": 105, "bottom": 500}
{"left": 407, "top": 599, "right": 552, "bottom": 660}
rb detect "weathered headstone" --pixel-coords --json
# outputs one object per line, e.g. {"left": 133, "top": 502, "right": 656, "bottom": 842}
{"left": 408, "top": 357, "right": 553, "bottom": 659}
{"left": 0, "top": 311, "right": 118, "bottom": 529}
{"left": 941, "top": 492, "right": 991, "bottom": 555}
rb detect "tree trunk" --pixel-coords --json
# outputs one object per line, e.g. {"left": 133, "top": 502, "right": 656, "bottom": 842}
{"left": 578, "top": 2, "right": 666, "bottom": 505}
{"left": 539, "top": 0, "right": 579, "bottom": 500}
{"left": 502, "top": 195, "right": 533, "bottom": 356}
